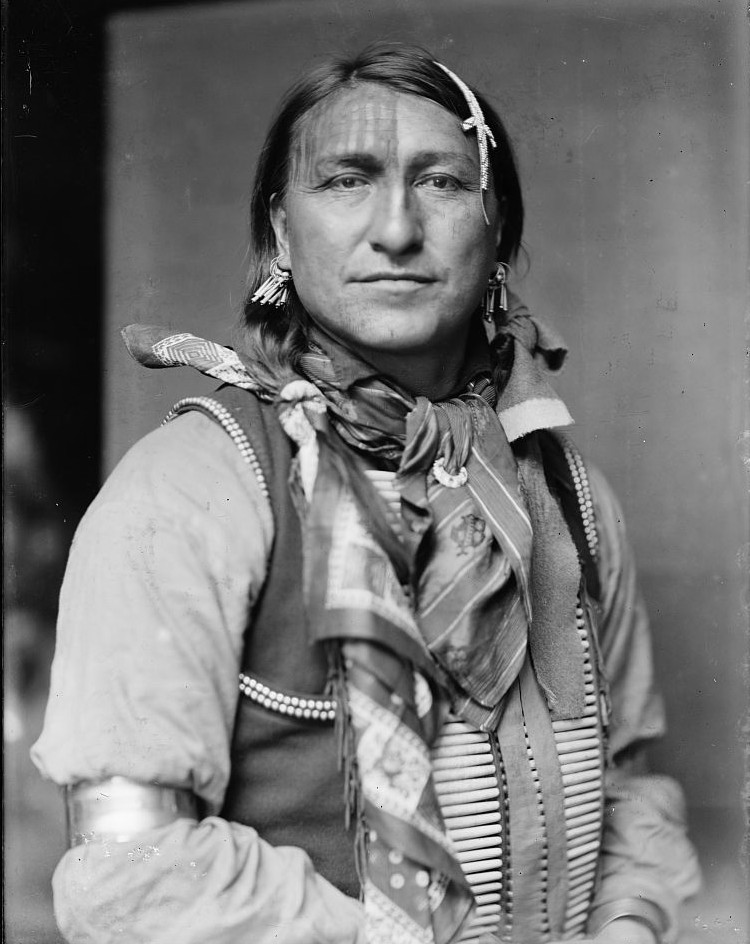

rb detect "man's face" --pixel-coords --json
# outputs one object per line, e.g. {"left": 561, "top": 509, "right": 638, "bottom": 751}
{"left": 270, "top": 83, "right": 501, "bottom": 364}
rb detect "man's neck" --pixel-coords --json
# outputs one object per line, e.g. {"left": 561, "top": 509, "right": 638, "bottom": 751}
{"left": 306, "top": 318, "right": 484, "bottom": 400}
{"left": 367, "top": 346, "right": 470, "bottom": 399}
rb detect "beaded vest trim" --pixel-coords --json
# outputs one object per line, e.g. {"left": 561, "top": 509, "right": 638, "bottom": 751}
{"left": 163, "top": 396, "right": 270, "bottom": 502}
{"left": 238, "top": 672, "right": 336, "bottom": 722}
{"left": 561, "top": 437, "right": 599, "bottom": 562}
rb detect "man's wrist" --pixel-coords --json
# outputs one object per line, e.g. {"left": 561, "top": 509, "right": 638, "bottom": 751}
{"left": 592, "top": 916, "right": 659, "bottom": 943}
{"left": 587, "top": 898, "right": 668, "bottom": 944}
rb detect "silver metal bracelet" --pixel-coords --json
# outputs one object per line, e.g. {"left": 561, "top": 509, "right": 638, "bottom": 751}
{"left": 587, "top": 899, "right": 668, "bottom": 943}
{"left": 65, "top": 777, "right": 201, "bottom": 847}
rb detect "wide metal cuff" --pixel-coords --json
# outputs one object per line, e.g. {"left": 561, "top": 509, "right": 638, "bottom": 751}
{"left": 587, "top": 898, "right": 669, "bottom": 943}
{"left": 65, "top": 777, "right": 201, "bottom": 846}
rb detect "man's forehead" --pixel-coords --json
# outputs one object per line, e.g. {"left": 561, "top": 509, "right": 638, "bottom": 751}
{"left": 292, "top": 84, "right": 473, "bottom": 164}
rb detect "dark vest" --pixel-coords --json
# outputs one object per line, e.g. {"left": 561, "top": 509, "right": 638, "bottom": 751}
{"left": 176, "top": 385, "right": 600, "bottom": 900}
{"left": 178, "top": 386, "right": 357, "bottom": 895}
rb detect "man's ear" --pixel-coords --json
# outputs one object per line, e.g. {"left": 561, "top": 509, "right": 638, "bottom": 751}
{"left": 269, "top": 193, "right": 291, "bottom": 269}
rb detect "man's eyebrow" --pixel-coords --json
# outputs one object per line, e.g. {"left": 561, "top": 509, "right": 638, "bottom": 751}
{"left": 310, "top": 150, "right": 478, "bottom": 174}
{"left": 312, "top": 153, "right": 383, "bottom": 174}
{"left": 408, "top": 150, "right": 478, "bottom": 172}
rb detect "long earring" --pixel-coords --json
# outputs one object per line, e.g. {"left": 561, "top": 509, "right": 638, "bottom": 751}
{"left": 483, "top": 262, "right": 509, "bottom": 322}
{"left": 250, "top": 256, "right": 292, "bottom": 308}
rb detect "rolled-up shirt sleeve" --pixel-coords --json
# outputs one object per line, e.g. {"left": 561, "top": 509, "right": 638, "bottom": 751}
{"left": 31, "top": 411, "right": 364, "bottom": 944}
{"left": 586, "top": 466, "right": 701, "bottom": 942}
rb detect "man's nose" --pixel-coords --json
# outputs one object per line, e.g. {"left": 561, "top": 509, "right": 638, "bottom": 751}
{"left": 367, "top": 184, "right": 424, "bottom": 257}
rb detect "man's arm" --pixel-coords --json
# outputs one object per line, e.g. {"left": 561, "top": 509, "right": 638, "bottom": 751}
{"left": 584, "top": 466, "right": 701, "bottom": 943}
{"left": 52, "top": 818, "right": 363, "bottom": 944}
{"left": 32, "top": 412, "right": 364, "bottom": 944}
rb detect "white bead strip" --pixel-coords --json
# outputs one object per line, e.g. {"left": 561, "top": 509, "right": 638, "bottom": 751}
{"left": 442, "top": 799, "right": 502, "bottom": 818}
{"left": 438, "top": 731, "right": 490, "bottom": 744}
{"left": 567, "top": 819, "right": 600, "bottom": 840}
{"left": 435, "top": 776, "right": 499, "bottom": 796}
{"left": 554, "top": 728, "right": 599, "bottom": 744}
{"left": 568, "top": 875, "right": 595, "bottom": 895}
{"left": 567, "top": 897, "right": 594, "bottom": 921}
{"left": 568, "top": 874, "right": 595, "bottom": 893}
{"left": 164, "top": 397, "right": 270, "bottom": 501}
{"left": 472, "top": 879, "right": 502, "bottom": 895}
{"left": 476, "top": 893, "right": 502, "bottom": 906}
{"left": 459, "top": 845, "right": 504, "bottom": 865}
{"left": 552, "top": 716, "right": 598, "bottom": 732}
{"left": 556, "top": 749, "right": 601, "bottom": 764}
{"left": 450, "top": 823, "right": 504, "bottom": 841}
{"left": 455, "top": 834, "right": 503, "bottom": 852}
{"left": 562, "top": 770, "right": 603, "bottom": 787}
{"left": 444, "top": 810, "right": 502, "bottom": 827}
{"left": 433, "top": 743, "right": 493, "bottom": 761}
{"left": 469, "top": 911, "right": 504, "bottom": 926}
{"left": 565, "top": 799, "right": 602, "bottom": 819}
{"left": 564, "top": 784, "right": 603, "bottom": 803}
{"left": 567, "top": 836, "right": 601, "bottom": 857}
{"left": 462, "top": 857, "right": 504, "bottom": 875}
{"left": 433, "top": 762, "right": 496, "bottom": 782}
{"left": 438, "top": 786, "right": 501, "bottom": 805}
{"left": 563, "top": 439, "right": 599, "bottom": 561}
{"left": 238, "top": 672, "right": 336, "bottom": 722}
{"left": 562, "top": 758, "right": 601, "bottom": 775}
{"left": 524, "top": 721, "right": 551, "bottom": 936}
{"left": 552, "top": 601, "right": 604, "bottom": 937}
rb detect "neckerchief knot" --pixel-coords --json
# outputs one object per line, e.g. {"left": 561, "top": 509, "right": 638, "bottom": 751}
{"left": 400, "top": 396, "right": 478, "bottom": 481}
{"left": 278, "top": 380, "right": 327, "bottom": 500}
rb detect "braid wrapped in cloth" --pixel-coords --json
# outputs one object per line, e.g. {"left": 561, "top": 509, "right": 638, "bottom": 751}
{"left": 122, "top": 293, "right": 582, "bottom": 944}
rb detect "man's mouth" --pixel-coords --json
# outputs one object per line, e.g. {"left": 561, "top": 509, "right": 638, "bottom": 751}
{"left": 355, "top": 272, "right": 435, "bottom": 284}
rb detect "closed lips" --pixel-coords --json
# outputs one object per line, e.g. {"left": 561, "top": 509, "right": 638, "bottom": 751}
{"left": 356, "top": 273, "right": 434, "bottom": 282}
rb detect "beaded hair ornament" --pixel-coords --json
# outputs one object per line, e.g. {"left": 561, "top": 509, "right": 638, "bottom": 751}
{"left": 435, "top": 61, "right": 497, "bottom": 225}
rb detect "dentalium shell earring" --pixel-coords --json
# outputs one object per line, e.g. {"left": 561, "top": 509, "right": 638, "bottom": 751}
{"left": 484, "top": 262, "right": 509, "bottom": 322}
{"left": 250, "top": 256, "right": 292, "bottom": 308}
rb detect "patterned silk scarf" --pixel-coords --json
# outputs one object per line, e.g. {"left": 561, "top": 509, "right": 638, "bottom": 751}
{"left": 123, "top": 298, "right": 585, "bottom": 944}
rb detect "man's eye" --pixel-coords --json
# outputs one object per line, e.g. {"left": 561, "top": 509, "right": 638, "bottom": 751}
{"left": 331, "top": 175, "right": 366, "bottom": 190}
{"left": 419, "top": 174, "right": 461, "bottom": 191}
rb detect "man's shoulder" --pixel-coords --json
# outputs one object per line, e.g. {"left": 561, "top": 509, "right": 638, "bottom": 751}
{"left": 92, "top": 405, "right": 270, "bottom": 524}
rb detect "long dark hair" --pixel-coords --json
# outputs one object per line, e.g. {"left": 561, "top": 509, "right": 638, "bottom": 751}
{"left": 237, "top": 42, "right": 524, "bottom": 390}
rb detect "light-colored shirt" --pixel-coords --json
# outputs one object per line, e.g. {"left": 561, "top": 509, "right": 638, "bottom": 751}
{"left": 32, "top": 411, "right": 700, "bottom": 944}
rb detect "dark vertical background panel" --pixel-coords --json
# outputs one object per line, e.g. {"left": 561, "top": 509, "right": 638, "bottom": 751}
{"left": 5, "top": 3, "right": 105, "bottom": 940}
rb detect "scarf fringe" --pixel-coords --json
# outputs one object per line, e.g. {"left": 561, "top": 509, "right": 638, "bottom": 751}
{"left": 327, "top": 641, "right": 369, "bottom": 897}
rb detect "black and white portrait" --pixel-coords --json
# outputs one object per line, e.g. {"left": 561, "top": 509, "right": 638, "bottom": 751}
{"left": 5, "top": 2, "right": 747, "bottom": 942}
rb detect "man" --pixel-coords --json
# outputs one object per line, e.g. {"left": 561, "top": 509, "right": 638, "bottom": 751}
{"left": 33, "top": 43, "right": 700, "bottom": 944}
